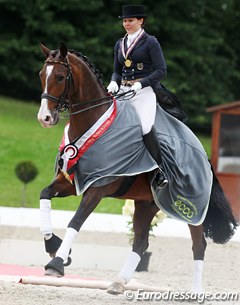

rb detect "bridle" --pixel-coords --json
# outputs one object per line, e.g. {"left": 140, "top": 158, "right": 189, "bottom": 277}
{"left": 41, "top": 59, "right": 73, "bottom": 112}
{"left": 41, "top": 59, "right": 135, "bottom": 117}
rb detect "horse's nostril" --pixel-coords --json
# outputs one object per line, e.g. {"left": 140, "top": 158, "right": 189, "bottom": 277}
{"left": 45, "top": 116, "right": 50, "bottom": 122}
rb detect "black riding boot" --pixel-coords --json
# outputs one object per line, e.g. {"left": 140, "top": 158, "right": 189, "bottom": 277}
{"left": 143, "top": 127, "right": 168, "bottom": 188}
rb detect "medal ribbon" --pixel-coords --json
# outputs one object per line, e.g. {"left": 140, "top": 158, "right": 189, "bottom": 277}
{"left": 121, "top": 29, "right": 145, "bottom": 60}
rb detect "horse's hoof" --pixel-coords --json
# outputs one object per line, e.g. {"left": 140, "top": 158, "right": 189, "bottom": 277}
{"left": 107, "top": 282, "right": 125, "bottom": 295}
{"left": 44, "top": 268, "right": 63, "bottom": 277}
{"left": 44, "top": 257, "right": 64, "bottom": 276}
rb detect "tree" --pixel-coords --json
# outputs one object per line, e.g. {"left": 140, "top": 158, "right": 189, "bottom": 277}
{"left": 15, "top": 161, "right": 38, "bottom": 206}
{"left": 0, "top": 0, "right": 239, "bottom": 129}
{"left": 144, "top": 0, "right": 240, "bottom": 129}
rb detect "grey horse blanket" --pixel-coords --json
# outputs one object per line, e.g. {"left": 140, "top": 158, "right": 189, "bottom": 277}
{"left": 58, "top": 99, "right": 212, "bottom": 225}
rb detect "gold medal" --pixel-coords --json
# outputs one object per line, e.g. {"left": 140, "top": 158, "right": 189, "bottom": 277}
{"left": 125, "top": 59, "right": 132, "bottom": 67}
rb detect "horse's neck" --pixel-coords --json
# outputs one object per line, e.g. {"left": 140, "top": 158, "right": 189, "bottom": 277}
{"left": 68, "top": 105, "right": 110, "bottom": 142}
{"left": 68, "top": 65, "right": 109, "bottom": 141}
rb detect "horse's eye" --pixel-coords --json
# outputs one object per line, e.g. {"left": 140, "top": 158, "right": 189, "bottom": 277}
{"left": 57, "top": 75, "right": 65, "bottom": 82}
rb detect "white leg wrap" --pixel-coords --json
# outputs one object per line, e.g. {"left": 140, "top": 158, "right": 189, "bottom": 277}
{"left": 118, "top": 251, "right": 141, "bottom": 284}
{"left": 56, "top": 227, "right": 78, "bottom": 262}
{"left": 40, "top": 199, "right": 52, "bottom": 235}
{"left": 192, "top": 260, "right": 204, "bottom": 292}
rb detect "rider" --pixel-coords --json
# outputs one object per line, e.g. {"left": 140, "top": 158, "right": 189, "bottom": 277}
{"left": 107, "top": 4, "right": 168, "bottom": 187}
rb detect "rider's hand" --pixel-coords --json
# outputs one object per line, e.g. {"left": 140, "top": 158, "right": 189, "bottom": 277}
{"left": 131, "top": 82, "right": 142, "bottom": 93}
{"left": 107, "top": 81, "right": 119, "bottom": 94}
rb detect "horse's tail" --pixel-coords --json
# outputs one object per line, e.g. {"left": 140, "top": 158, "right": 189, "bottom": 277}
{"left": 203, "top": 164, "right": 238, "bottom": 244}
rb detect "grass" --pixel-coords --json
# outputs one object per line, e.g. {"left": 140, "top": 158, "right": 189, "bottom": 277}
{"left": 196, "top": 134, "right": 211, "bottom": 157}
{"left": 0, "top": 96, "right": 211, "bottom": 214}
{"left": 0, "top": 96, "right": 124, "bottom": 213}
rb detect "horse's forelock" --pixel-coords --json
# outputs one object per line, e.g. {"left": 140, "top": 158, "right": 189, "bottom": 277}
{"left": 45, "top": 50, "right": 58, "bottom": 61}
{"left": 46, "top": 49, "right": 68, "bottom": 65}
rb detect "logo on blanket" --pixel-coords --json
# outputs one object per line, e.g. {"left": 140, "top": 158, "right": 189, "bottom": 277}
{"left": 171, "top": 195, "right": 197, "bottom": 222}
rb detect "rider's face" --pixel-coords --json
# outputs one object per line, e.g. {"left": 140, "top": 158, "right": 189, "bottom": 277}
{"left": 123, "top": 18, "right": 143, "bottom": 35}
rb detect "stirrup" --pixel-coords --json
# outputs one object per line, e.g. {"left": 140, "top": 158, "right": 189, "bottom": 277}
{"left": 155, "top": 169, "right": 168, "bottom": 188}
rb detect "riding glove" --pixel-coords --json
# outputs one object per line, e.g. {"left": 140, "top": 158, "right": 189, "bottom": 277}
{"left": 107, "top": 81, "right": 119, "bottom": 94}
{"left": 131, "top": 82, "right": 142, "bottom": 93}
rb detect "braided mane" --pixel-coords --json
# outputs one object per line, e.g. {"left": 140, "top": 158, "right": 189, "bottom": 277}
{"left": 69, "top": 50, "right": 105, "bottom": 87}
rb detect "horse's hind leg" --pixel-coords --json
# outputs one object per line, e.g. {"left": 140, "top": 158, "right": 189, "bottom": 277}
{"left": 188, "top": 224, "right": 207, "bottom": 292}
{"left": 107, "top": 200, "right": 159, "bottom": 295}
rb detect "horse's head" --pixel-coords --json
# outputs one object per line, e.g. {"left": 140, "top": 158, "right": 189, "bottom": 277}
{"left": 38, "top": 42, "right": 72, "bottom": 128}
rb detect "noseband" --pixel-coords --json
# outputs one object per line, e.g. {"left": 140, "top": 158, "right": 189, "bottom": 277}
{"left": 41, "top": 59, "right": 72, "bottom": 112}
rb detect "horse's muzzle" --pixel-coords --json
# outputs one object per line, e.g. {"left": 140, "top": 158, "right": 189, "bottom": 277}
{"left": 38, "top": 110, "right": 59, "bottom": 128}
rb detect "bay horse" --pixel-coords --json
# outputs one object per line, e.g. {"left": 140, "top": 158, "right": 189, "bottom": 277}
{"left": 37, "top": 43, "right": 237, "bottom": 294}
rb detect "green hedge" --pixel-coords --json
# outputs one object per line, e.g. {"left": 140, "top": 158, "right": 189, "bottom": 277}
{"left": 0, "top": 0, "right": 239, "bottom": 128}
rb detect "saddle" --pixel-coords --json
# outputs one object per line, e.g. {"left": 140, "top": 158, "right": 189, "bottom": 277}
{"left": 152, "top": 82, "right": 188, "bottom": 123}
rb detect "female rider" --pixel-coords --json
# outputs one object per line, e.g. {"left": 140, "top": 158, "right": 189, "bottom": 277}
{"left": 107, "top": 4, "right": 168, "bottom": 187}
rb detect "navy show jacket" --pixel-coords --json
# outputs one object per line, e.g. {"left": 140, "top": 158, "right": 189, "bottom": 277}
{"left": 111, "top": 31, "right": 167, "bottom": 88}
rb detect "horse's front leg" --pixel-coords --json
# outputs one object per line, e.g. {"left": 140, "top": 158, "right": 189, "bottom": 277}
{"left": 40, "top": 172, "right": 76, "bottom": 260}
{"left": 107, "top": 200, "right": 159, "bottom": 295}
{"left": 44, "top": 186, "right": 103, "bottom": 277}
{"left": 188, "top": 224, "right": 207, "bottom": 293}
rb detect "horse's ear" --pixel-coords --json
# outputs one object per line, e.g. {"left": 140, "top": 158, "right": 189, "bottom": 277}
{"left": 59, "top": 42, "right": 68, "bottom": 58}
{"left": 39, "top": 42, "right": 50, "bottom": 58}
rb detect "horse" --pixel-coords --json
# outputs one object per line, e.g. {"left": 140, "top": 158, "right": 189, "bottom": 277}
{"left": 37, "top": 42, "right": 237, "bottom": 294}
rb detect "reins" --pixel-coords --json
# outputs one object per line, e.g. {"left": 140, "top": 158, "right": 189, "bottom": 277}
{"left": 68, "top": 90, "right": 136, "bottom": 116}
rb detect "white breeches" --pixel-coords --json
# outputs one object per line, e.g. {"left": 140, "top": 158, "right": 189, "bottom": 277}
{"left": 121, "top": 86, "right": 156, "bottom": 135}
